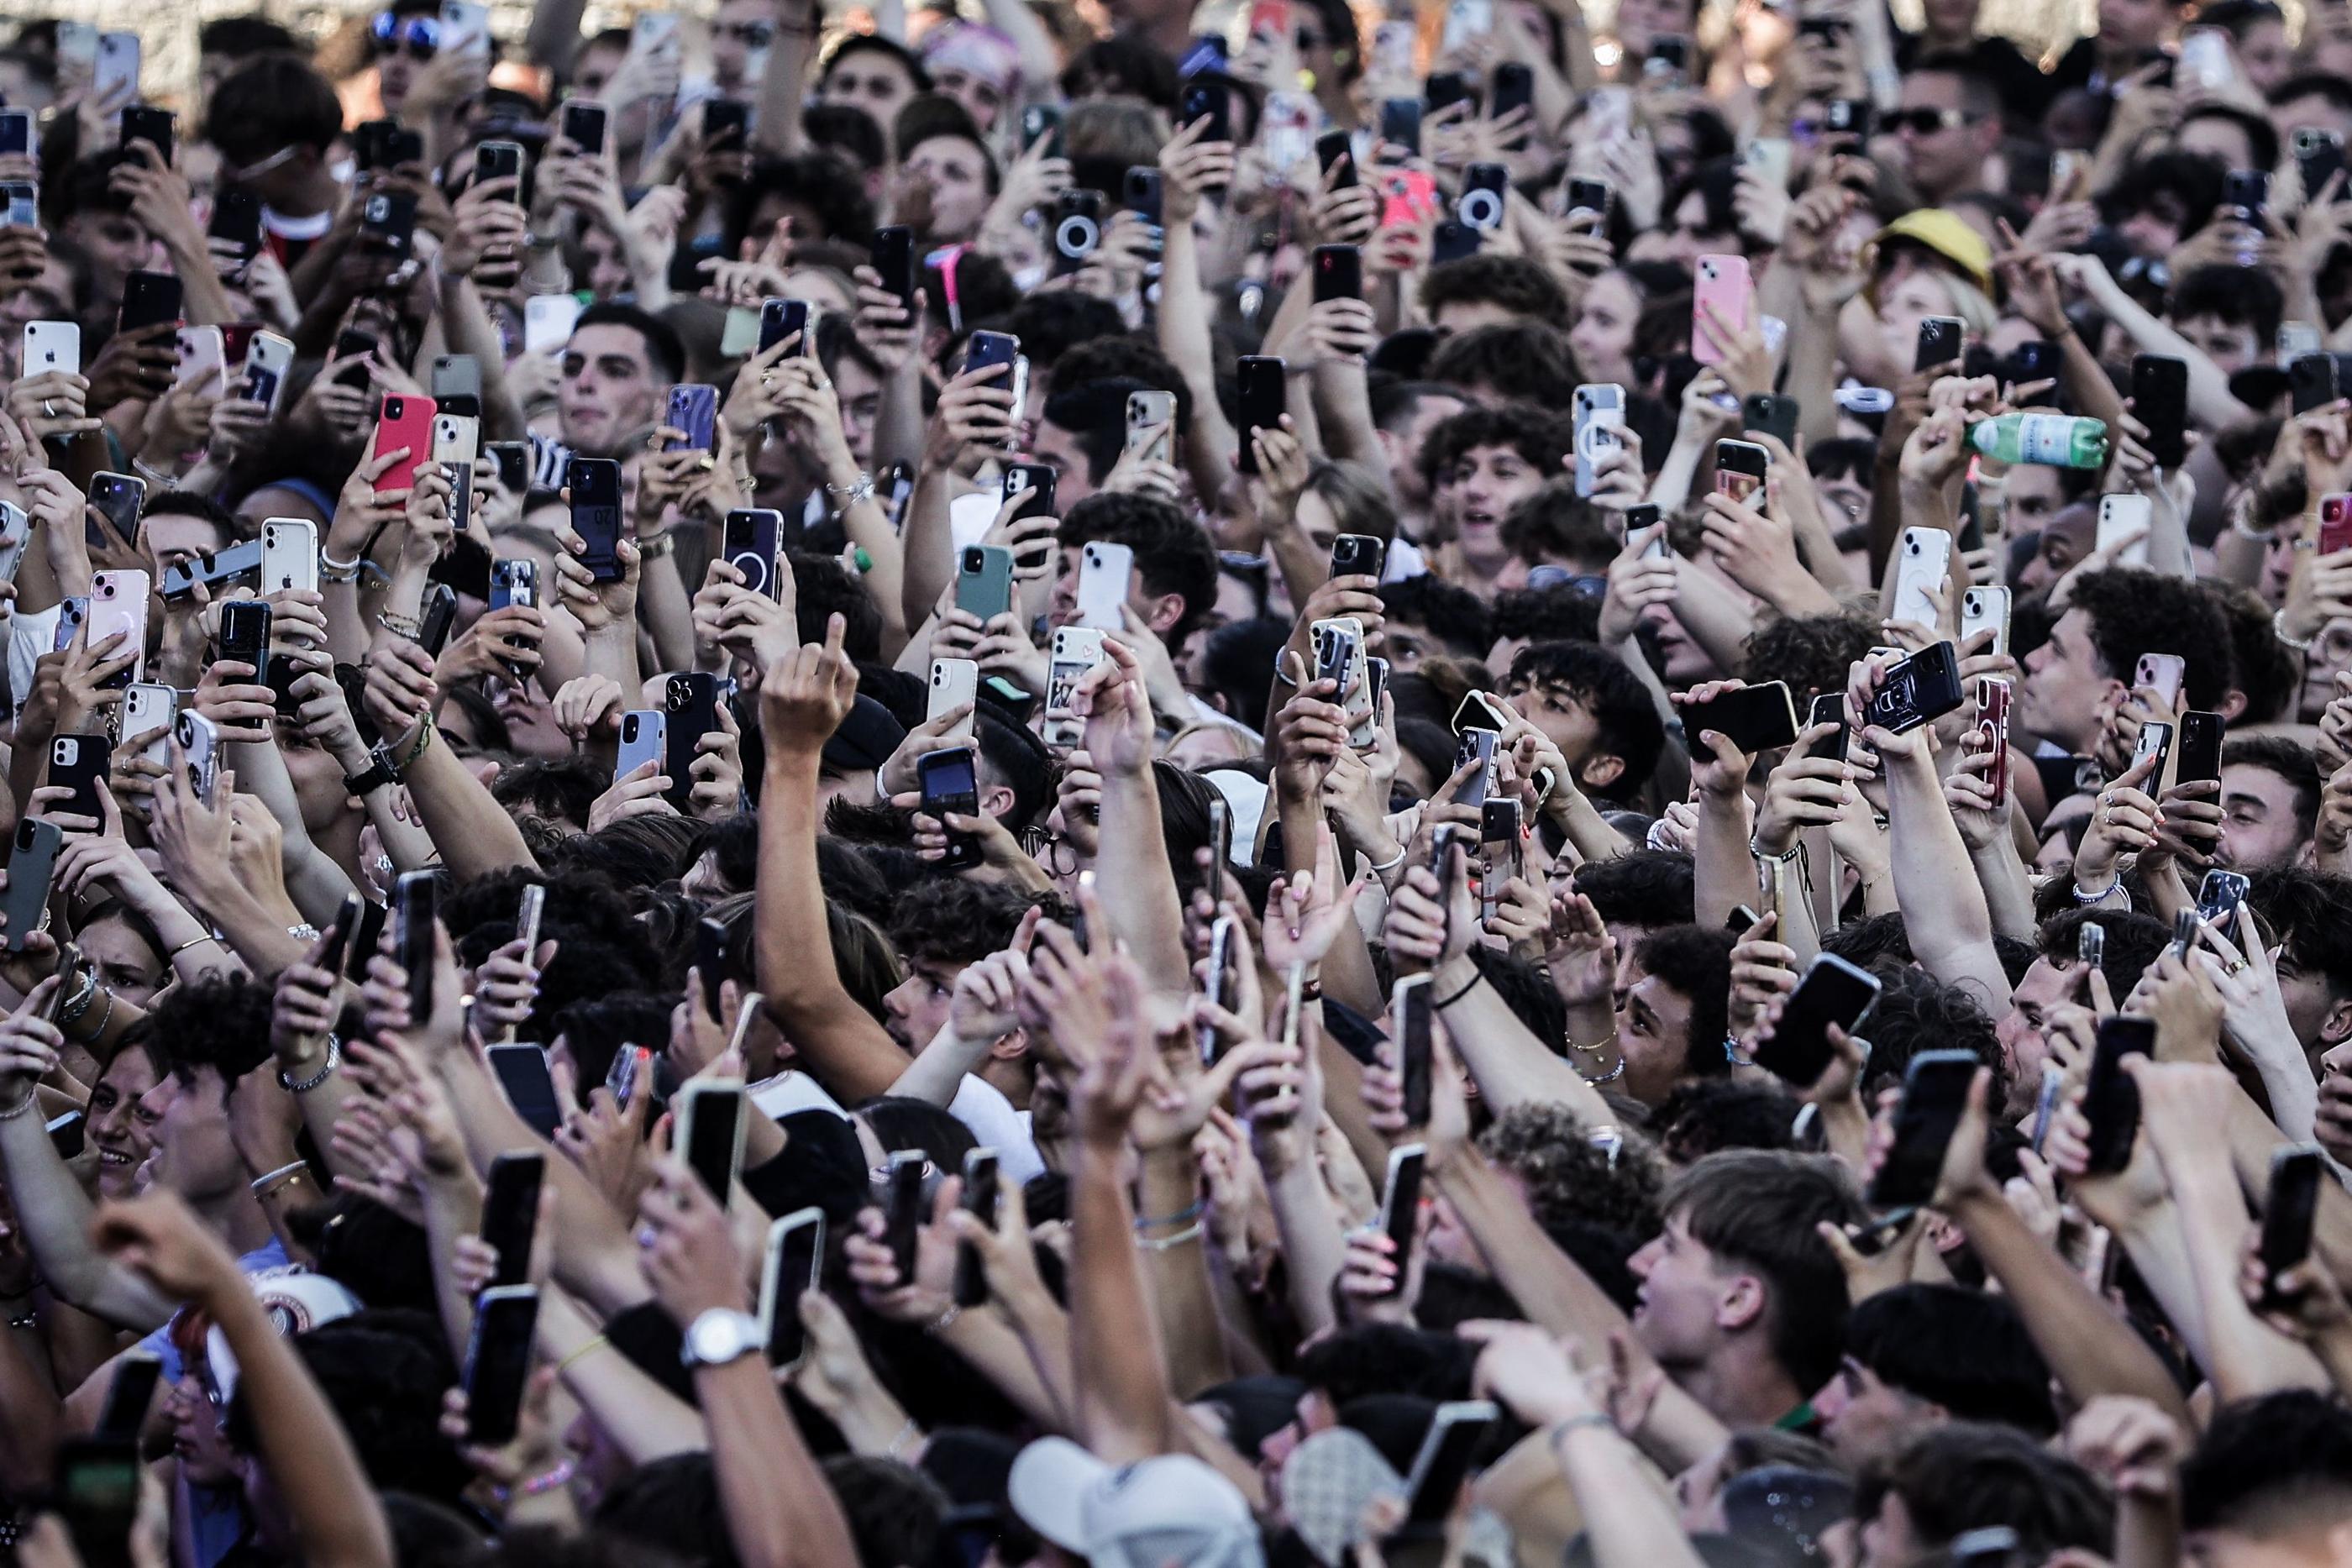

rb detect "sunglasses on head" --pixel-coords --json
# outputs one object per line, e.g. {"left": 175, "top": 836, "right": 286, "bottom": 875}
{"left": 371, "top": 13, "right": 439, "bottom": 60}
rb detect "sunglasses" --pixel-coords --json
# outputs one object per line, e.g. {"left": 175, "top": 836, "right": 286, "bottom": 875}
{"left": 370, "top": 13, "right": 439, "bottom": 60}
{"left": 715, "top": 20, "right": 775, "bottom": 45}
{"left": 1882, "top": 107, "right": 1971, "bottom": 135}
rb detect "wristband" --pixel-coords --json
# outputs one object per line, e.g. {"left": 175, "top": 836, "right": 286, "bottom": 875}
{"left": 1434, "top": 970, "right": 1484, "bottom": 1009}
{"left": 2276, "top": 608, "right": 2317, "bottom": 653}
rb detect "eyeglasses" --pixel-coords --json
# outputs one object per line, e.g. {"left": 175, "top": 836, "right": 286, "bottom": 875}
{"left": 716, "top": 20, "right": 775, "bottom": 45}
{"left": 1882, "top": 107, "right": 1971, "bottom": 135}
{"left": 370, "top": 13, "right": 439, "bottom": 60}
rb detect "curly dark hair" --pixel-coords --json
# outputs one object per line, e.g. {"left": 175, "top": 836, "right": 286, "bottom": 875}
{"left": 2224, "top": 734, "right": 2323, "bottom": 843}
{"left": 1654, "top": 1076, "right": 1803, "bottom": 1160}
{"left": 149, "top": 976, "right": 274, "bottom": 1099}
{"left": 491, "top": 756, "right": 607, "bottom": 834}
{"left": 1505, "top": 640, "right": 1666, "bottom": 803}
{"left": 1420, "top": 254, "right": 1572, "bottom": 329}
{"left": 1383, "top": 574, "right": 1494, "bottom": 658}
{"left": 1424, "top": 323, "right": 1579, "bottom": 409}
{"left": 1056, "top": 492, "right": 1221, "bottom": 645}
{"left": 2066, "top": 569, "right": 2235, "bottom": 710}
{"left": 1498, "top": 478, "right": 1618, "bottom": 570}
{"left": 1850, "top": 964, "right": 2008, "bottom": 1109}
{"left": 1490, "top": 583, "right": 1603, "bottom": 647}
{"left": 1000, "top": 293, "right": 1130, "bottom": 371}
{"left": 2213, "top": 582, "right": 2302, "bottom": 724}
{"left": 887, "top": 878, "right": 1058, "bottom": 968}
{"left": 788, "top": 548, "right": 885, "bottom": 662}
{"left": 1740, "top": 611, "right": 1882, "bottom": 705}
{"left": 1415, "top": 402, "right": 1575, "bottom": 494}
{"left": 1573, "top": 851, "right": 1695, "bottom": 931}
{"left": 1478, "top": 1102, "right": 1665, "bottom": 1235}
{"left": 1632, "top": 924, "right": 1735, "bottom": 1078}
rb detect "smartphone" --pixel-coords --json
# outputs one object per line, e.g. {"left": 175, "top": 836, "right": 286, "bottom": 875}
{"left": 1892, "top": 527, "right": 1954, "bottom": 631}
{"left": 1865, "top": 642, "right": 1966, "bottom": 734}
{"left": 1379, "top": 96, "right": 1421, "bottom": 155}
{"left": 2096, "top": 494, "right": 2153, "bottom": 567}
{"left": 0, "top": 108, "right": 34, "bottom": 161}
{"left": 461, "top": 1285, "right": 539, "bottom": 1445}
{"left": 1691, "top": 254, "right": 1751, "bottom": 364}
{"left": 1049, "top": 188, "right": 1105, "bottom": 275}
{"left": 1458, "top": 162, "right": 1509, "bottom": 230}
{"left": 1308, "top": 244, "right": 1364, "bottom": 307}
{"left": 953, "top": 1148, "right": 1000, "bottom": 1307}
{"left": 1329, "top": 535, "right": 1385, "bottom": 586}
{"left": 176, "top": 711, "right": 222, "bottom": 805}
{"left": 2130, "top": 354, "right": 2190, "bottom": 469}
{"left": 758, "top": 297, "right": 816, "bottom": 357}
{"left": 2197, "top": 868, "right": 2253, "bottom": 927}
{"left": 1478, "top": 798, "right": 1520, "bottom": 924}
{"left": 1980, "top": 677, "right": 2013, "bottom": 806}
{"left": 1452, "top": 727, "right": 1501, "bottom": 807}
{"left": 2260, "top": 1144, "right": 2326, "bottom": 1294}
{"left": 358, "top": 189, "right": 419, "bottom": 259}
{"left": 1914, "top": 315, "right": 1966, "bottom": 373}
{"left": 560, "top": 100, "right": 608, "bottom": 155}
{"left": 1020, "top": 102, "right": 1066, "bottom": 155}
{"left": 1681, "top": 680, "right": 1799, "bottom": 753}
{"left": 121, "top": 683, "right": 176, "bottom": 768}
{"left": 1566, "top": 177, "right": 1611, "bottom": 219}
{"left": 1, "top": 818, "right": 59, "bottom": 953}
{"left": 395, "top": 868, "right": 438, "bottom": 1025}
{"left": 1076, "top": 540, "right": 1134, "bottom": 630}
{"left": 2082, "top": 1015, "right": 2156, "bottom": 1172}
{"left": 1753, "top": 952, "right": 1882, "bottom": 1086}
{"left": 1199, "top": 912, "right": 1236, "bottom": 1064}
{"left": 676, "top": 1078, "right": 748, "bottom": 1205}
{"left": 1378, "top": 1144, "right": 1427, "bottom": 1295}
{"left": 955, "top": 543, "right": 1015, "bottom": 622}
{"left": 488, "top": 442, "right": 530, "bottom": 496}
{"left": 46, "top": 734, "right": 108, "bottom": 821}
{"left": 218, "top": 598, "right": 270, "bottom": 690}
{"left": 480, "top": 1151, "right": 544, "bottom": 1289}
{"left": 1866, "top": 1050, "right": 1981, "bottom": 1209}
{"left": 1572, "top": 382, "right": 1626, "bottom": 499}
{"left": 1236, "top": 355, "right": 1286, "bottom": 475}
{"left": 86, "top": 569, "right": 148, "bottom": 686}
{"left": 241, "top": 330, "right": 294, "bottom": 413}
{"left": 1714, "top": 438, "right": 1769, "bottom": 505}
{"left": 2177, "top": 711, "right": 2225, "bottom": 792}
{"left": 1404, "top": 1402, "right": 1499, "bottom": 1522}
{"left": 2325, "top": 495, "right": 2352, "bottom": 556}
{"left": 1003, "top": 461, "right": 1058, "bottom": 523}
{"left": 523, "top": 294, "right": 581, "bottom": 356}
{"left": 885, "top": 1147, "right": 927, "bottom": 1280}
{"left": 346, "top": 898, "right": 389, "bottom": 984}
{"left": 374, "top": 394, "right": 438, "bottom": 494}
{"left": 2225, "top": 168, "right": 2271, "bottom": 224}
{"left": 1122, "top": 165, "right": 1165, "bottom": 226}
{"left": 916, "top": 747, "right": 982, "bottom": 871}
{"left": 22, "top": 320, "right": 77, "bottom": 377}
{"left": 1043, "top": 627, "right": 1107, "bottom": 748}
{"left": 93, "top": 1351, "right": 162, "bottom": 1442}
{"left": 870, "top": 224, "right": 917, "bottom": 314}
{"left": 175, "top": 325, "right": 226, "bottom": 395}
{"left": 964, "top": 328, "right": 1020, "bottom": 381}
{"left": 2132, "top": 717, "right": 2174, "bottom": 785}
{"left": 1491, "top": 61, "right": 1534, "bottom": 131}
{"left": 474, "top": 139, "right": 525, "bottom": 199}
{"left": 567, "top": 458, "right": 624, "bottom": 581}
{"left": 1124, "top": 390, "right": 1175, "bottom": 462}
{"left": 1959, "top": 585, "right": 2010, "bottom": 656}
{"left": 759, "top": 1208, "right": 827, "bottom": 1367}
{"left": 661, "top": 673, "right": 720, "bottom": 810}
{"left": 2135, "top": 651, "right": 2185, "bottom": 710}
{"left": 258, "top": 517, "right": 318, "bottom": 598}
{"left": 615, "top": 710, "right": 666, "bottom": 785}
{"left": 717, "top": 508, "right": 784, "bottom": 600}
{"left": 1392, "top": 972, "right": 1434, "bottom": 1125}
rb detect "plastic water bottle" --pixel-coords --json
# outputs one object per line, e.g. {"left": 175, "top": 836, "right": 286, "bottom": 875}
{"left": 1967, "top": 413, "right": 2109, "bottom": 469}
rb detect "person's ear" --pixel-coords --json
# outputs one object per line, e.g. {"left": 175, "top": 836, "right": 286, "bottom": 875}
{"left": 2323, "top": 994, "right": 2352, "bottom": 1049}
{"left": 1143, "top": 591, "right": 1184, "bottom": 638}
{"left": 1715, "top": 1271, "right": 1766, "bottom": 1333}
{"left": 1580, "top": 753, "right": 1625, "bottom": 791}
{"left": 986, "top": 1025, "right": 1029, "bottom": 1061}
{"left": 2218, "top": 687, "right": 2249, "bottom": 721}
{"left": 979, "top": 781, "right": 1016, "bottom": 820}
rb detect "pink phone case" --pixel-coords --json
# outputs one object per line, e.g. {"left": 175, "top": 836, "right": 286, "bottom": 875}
{"left": 1692, "top": 254, "right": 1752, "bottom": 365}
{"left": 374, "top": 394, "right": 440, "bottom": 494}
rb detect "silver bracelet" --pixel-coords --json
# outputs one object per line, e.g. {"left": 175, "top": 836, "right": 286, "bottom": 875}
{"left": 248, "top": 1159, "right": 307, "bottom": 1195}
{"left": 2071, "top": 878, "right": 2126, "bottom": 905}
{"left": 320, "top": 551, "right": 364, "bottom": 584}
{"left": 0, "top": 1088, "right": 39, "bottom": 1121}
{"left": 1750, "top": 838, "right": 1803, "bottom": 864}
{"left": 1365, "top": 843, "right": 1409, "bottom": 876}
{"left": 279, "top": 1035, "right": 341, "bottom": 1094}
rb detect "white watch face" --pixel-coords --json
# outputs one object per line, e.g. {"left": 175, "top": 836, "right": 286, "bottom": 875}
{"left": 689, "top": 1309, "right": 755, "bottom": 1366}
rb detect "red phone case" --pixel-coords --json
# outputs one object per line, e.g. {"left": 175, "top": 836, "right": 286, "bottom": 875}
{"left": 374, "top": 394, "right": 440, "bottom": 494}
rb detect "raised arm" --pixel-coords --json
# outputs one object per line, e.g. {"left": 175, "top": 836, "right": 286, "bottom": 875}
{"left": 753, "top": 613, "right": 913, "bottom": 1102}
{"left": 1070, "top": 640, "right": 1191, "bottom": 991}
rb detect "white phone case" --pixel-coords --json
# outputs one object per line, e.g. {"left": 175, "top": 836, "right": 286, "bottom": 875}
{"left": 928, "top": 658, "right": 979, "bottom": 732}
{"left": 242, "top": 331, "right": 294, "bottom": 412}
{"left": 2097, "top": 495, "right": 2153, "bottom": 566}
{"left": 261, "top": 517, "right": 319, "bottom": 595}
{"left": 432, "top": 413, "right": 480, "bottom": 467}
{"left": 1076, "top": 542, "right": 1132, "bottom": 631}
{"left": 1891, "top": 527, "right": 1953, "bottom": 632}
{"left": 523, "top": 294, "right": 582, "bottom": 356}
{"left": 1958, "top": 585, "right": 2011, "bottom": 657}
{"left": 123, "top": 682, "right": 176, "bottom": 766}
{"left": 175, "top": 327, "right": 226, "bottom": 394}
{"left": 616, "top": 711, "right": 667, "bottom": 781}
{"left": 23, "top": 321, "right": 78, "bottom": 377}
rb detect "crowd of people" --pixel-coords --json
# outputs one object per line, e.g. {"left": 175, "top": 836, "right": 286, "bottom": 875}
{"left": 7, "top": 0, "right": 2352, "bottom": 1561}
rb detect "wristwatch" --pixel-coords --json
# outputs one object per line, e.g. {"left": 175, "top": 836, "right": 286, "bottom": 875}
{"left": 680, "top": 1308, "right": 762, "bottom": 1370}
{"left": 342, "top": 743, "right": 402, "bottom": 796}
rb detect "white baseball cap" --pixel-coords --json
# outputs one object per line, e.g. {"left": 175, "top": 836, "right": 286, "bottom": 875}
{"left": 203, "top": 1266, "right": 362, "bottom": 1403}
{"left": 1007, "top": 1437, "right": 1264, "bottom": 1568}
